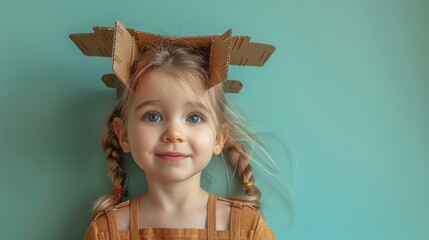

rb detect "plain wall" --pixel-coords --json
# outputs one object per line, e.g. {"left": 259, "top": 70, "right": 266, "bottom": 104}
{"left": 0, "top": 0, "right": 428, "bottom": 239}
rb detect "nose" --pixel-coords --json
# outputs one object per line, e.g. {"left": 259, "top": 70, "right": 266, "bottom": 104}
{"left": 161, "top": 120, "right": 185, "bottom": 143}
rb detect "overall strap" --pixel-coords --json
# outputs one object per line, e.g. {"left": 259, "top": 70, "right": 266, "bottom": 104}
{"left": 229, "top": 201, "right": 243, "bottom": 240}
{"left": 207, "top": 194, "right": 217, "bottom": 240}
{"left": 106, "top": 211, "right": 120, "bottom": 240}
{"left": 130, "top": 198, "right": 140, "bottom": 240}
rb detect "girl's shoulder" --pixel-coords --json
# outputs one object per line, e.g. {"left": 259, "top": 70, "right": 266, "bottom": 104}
{"left": 216, "top": 196, "right": 263, "bottom": 225}
{"left": 216, "top": 195, "right": 259, "bottom": 215}
{"left": 209, "top": 195, "right": 275, "bottom": 235}
{"left": 88, "top": 199, "right": 132, "bottom": 234}
{"left": 93, "top": 200, "right": 131, "bottom": 221}
{"left": 214, "top": 195, "right": 276, "bottom": 238}
{"left": 83, "top": 200, "right": 131, "bottom": 240}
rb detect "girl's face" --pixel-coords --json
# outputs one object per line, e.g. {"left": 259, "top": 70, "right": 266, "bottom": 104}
{"left": 117, "top": 69, "right": 226, "bottom": 183}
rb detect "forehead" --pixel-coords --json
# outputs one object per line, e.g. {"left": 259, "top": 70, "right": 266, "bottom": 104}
{"left": 131, "top": 69, "right": 209, "bottom": 106}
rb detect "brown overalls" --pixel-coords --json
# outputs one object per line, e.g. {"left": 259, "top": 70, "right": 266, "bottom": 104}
{"left": 83, "top": 194, "right": 277, "bottom": 240}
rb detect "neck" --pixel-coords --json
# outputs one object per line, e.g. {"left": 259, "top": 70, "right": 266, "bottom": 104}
{"left": 141, "top": 173, "right": 209, "bottom": 213}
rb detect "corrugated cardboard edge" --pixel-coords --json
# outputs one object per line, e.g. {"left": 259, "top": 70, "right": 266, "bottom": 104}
{"left": 112, "top": 20, "right": 138, "bottom": 87}
{"left": 209, "top": 29, "right": 232, "bottom": 88}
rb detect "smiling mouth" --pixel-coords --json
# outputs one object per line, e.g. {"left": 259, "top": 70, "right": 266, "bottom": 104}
{"left": 156, "top": 152, "right": 190, "bottom": 161}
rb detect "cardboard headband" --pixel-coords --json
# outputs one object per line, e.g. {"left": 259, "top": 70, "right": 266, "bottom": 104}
{"left": 69, "top": 20, "right": 275, "bottom": 93}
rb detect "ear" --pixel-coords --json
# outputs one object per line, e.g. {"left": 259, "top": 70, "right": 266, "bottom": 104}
{"left": 112, "top": 117, "right": 130, "bottom": 153}
{"left": 213, "top": 124, "right": 229, "bottom": 155}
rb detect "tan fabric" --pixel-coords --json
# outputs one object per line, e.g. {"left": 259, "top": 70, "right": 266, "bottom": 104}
{"left": 83, "top": 194, "right": 277, "bottom": 240}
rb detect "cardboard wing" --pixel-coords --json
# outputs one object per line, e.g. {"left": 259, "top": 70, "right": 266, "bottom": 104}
{"left": 69, "top": 20, "right": 275, "bottom": 93}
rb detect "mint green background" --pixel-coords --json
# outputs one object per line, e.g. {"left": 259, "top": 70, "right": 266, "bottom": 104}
{"left": 1, "top": 0, "right": 428, "bottom": 239}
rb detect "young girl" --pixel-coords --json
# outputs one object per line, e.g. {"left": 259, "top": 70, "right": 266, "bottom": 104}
{"left": 81, "top": 34, "right": 278, "bottom": 240}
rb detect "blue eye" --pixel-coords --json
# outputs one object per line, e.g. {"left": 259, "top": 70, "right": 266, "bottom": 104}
{"left": 187, "top": 113, "right": 204, "bottom": 123}
{"left": 143, "top": 112, "right": 161, "bottom": 122}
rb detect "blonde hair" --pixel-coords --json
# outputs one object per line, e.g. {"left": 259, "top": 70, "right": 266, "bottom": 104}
{"left": 92, "top": 43, "right": 264, "bottom": 218}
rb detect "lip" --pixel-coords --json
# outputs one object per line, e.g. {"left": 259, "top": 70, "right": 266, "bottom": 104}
{"left": 156, "top": 152, "right": 190, "bottom": 161}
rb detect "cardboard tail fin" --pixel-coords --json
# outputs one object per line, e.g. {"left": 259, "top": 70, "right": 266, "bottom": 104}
{"left": 101, "top": 73, "right": 119, "bottom": 88}
{"left": 224, "top": 80, "right": 243, "bottom": 93}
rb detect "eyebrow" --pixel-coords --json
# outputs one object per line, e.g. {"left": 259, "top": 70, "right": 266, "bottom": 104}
{"left": 134, "top": 100, "right": 210, "bottom": 113}
{"left": 134, "top": 100, "right": 162, "bottom": 112}
{"left": 185, "top": 101, "right": 211, "bottom": 113}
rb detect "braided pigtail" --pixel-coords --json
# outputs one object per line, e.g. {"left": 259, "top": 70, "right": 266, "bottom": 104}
{"left": 224, "top": 134, "right": 262, "bottom": 210}
{"left": 91, "top": 112, "right": 127, "bottom": 219}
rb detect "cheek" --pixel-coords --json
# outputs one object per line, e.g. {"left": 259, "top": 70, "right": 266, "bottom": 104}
{"left": 192, "top": 129, "right": 216, "bottom": 153}
{"left": 128, "top": 128, "right": 155, "bottom": 170}
{"left": 128, "top": 126, "right": 155, "bottom": 154}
